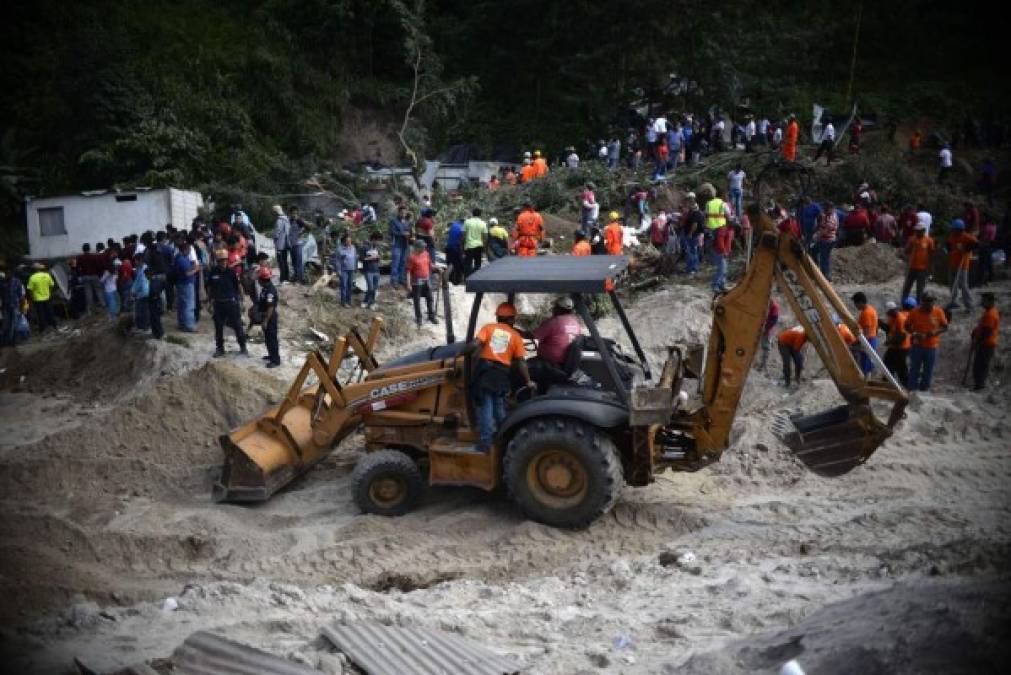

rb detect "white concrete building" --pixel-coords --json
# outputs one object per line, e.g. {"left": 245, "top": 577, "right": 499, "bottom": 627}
{"left": 24, "top": 187, "right": 203, "bottom": 259}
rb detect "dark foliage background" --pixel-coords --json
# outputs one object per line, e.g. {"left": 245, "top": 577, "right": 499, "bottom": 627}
{"left": 0, "top": 0, "right": 1003, "bottom": 254}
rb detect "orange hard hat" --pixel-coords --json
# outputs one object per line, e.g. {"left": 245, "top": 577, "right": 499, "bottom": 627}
{"left": 495, "top": 302, "right": 517, "bottom": 318}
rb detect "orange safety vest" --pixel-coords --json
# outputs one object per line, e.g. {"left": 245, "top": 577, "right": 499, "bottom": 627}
{"left": 514, "top": 209, "right": 544, "bottom": 256}
{"left": 533, "top": 157, "right": 548, "bottom": 178}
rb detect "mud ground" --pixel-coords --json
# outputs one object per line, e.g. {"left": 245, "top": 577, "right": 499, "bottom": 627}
{"left": 1, "top": 251, "right": 1009, "bottom": 674}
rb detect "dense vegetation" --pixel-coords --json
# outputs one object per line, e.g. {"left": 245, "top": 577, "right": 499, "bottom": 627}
{"left": 0, "top": 0, "right": 1002, "bottom": 253}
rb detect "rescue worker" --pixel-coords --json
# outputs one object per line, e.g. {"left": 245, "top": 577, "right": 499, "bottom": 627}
{"left": 513, "top": 201, "right": 544, "bottom": 257}
{"left": 851, "top": 292, "right": 878, "bottom": 376}
{"left": 777, "top": 325, "right": 806, "bottom": 386}
{"left": 27, "top": 262, "right": 57, "bottom": 333}
{"left": 945, "top": 218, "right": 977, "bottom": 312}
{"left": 603, "top": 211, "right": 624, "bottom": 255}
{"left": 970, "top": 292, "right": 999, "bottom": 390}
{"left": 906, "top": 292, "right": 948, "bottom": 391}
{"left": 882, "top": 299, "right": 914, "bottom": 385}
{"left": 571, "top": 230, "right": 591, "bottom": 256}
{"left": 757, "top": 298, "right": 780, "bottom": 370}
{"left": 782, "top": 113, "right": 799, "bottom": 162}
{"left": 488, "top": 218, "right": 510, "bottom": 260}
{"left": 704, "top": 189, "right": 732, "bottom": 257}
{"left": 468, "top": 302, "right": 536, "bottom": 452}
{"left": 532, "top": 150, "right": 549, "bottom": 178}
{"left": 206, "top": 248, "right": 247, "bottom": 358}
{"left": 519, "top": 158, "right": 536, "bottom": 184}
{"left": 900, "top": 222, "right": 934, "bottom": 304}
{"left": 255, "top": 266, "right": 281, "bottom": 368}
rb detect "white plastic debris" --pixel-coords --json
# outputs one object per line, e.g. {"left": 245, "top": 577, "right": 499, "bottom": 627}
{"left": 780, "top": 659, "right": 805, "bottom": 675}
{"left": 676, "top": 551, "right": 697, "bottom": 568}
{"left": 161, "top": 597, "right": 179, "bottom": 612}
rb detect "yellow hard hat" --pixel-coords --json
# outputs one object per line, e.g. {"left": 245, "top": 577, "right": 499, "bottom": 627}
{"left": 609, "top": 211, "right": 620, "bottom": 222}
{"left": 534, "top": 150, "right": 542, "bottom": 157}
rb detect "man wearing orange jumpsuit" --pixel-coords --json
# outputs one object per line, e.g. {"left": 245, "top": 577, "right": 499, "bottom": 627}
{"left": 519, "top": 159, "right": 537, "bottom": 184}
{"left": 603, "top": 211, "right": 624, "bottom": 255}
{"left": 532, "top": 150, "right": 549, "bottom": 178}
{"left": 782, "top": 114, "right": 799, "bottom": 162}
{"left": 571, "top": 230, "right": 591, "bottom": 256}
{"left": 513, "top": 201, "right": 544, "bottom": 257}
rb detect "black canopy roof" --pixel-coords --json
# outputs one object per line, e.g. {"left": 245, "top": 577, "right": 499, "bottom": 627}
{"left": 465, "top": 255, "right": 627, "bottom": 294}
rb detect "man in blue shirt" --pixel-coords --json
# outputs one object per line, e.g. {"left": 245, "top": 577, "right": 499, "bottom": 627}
{"left": 173, "top": 239, "right": 198, "bottom": 332}
{"left": 388, "top": 205, "right": 411, "bottom": 288}
{"left": 800, "top": 196, "right": 823, "bottom": 251}
{"left": 445, "top": 218, "right": 465, "bottom": 284}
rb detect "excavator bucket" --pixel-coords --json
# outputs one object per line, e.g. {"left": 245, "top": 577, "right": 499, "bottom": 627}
{"left": 782, "top": 404, "right": 892, "bottom": 477}
{"left": 213, "top": 319, "right": 384, "bottom": 503}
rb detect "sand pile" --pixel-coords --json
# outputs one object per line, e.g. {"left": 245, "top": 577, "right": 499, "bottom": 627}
{"left": 0, "top": 361, "right": 286, "bottom": 501}
{"left": 830, "top": 243, "right": 905, "bottom": 285}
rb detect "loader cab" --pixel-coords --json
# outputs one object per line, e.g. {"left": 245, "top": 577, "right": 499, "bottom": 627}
{"left": 462, "top": 255, "right": 650, "bottom": 407}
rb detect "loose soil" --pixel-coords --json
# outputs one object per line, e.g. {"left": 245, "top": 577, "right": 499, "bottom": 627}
{"left": 0, "top": 250, "right": 1008, "bottom": 674}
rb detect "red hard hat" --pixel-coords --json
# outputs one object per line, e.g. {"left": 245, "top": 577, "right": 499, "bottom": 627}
{"left": 495, "top": 302, "right": 517, "bottom": 318}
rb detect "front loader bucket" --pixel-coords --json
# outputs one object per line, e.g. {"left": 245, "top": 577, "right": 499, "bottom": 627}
{"left": 212, "top": 400, "right": 330, "bottom": 503}
{"left": 782, "top": 404, "right": 892, "bottom": 477}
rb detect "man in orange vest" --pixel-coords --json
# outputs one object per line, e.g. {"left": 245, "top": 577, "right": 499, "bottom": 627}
{"left": 571, "top": 230, "right": 591, "bottom": 256}
{"left": 603, "top": 211, "right": 624, "bottom": 255}
{"left": 945, "top": 218, "right": 977, "bottom": 312}
{"left": 532, "top": 150, "right": 549, "bottom": 178}
{"left": 777, "top": 325, "right": 807, "bottom": 386}
{"left": 782, "top": 114, "right": 799, "bottom": 162}
{"left": 906, "top": 292, "right": 948, "bottom": 391}
{"left": 519, "top": 158, "right": 537, "bottom": 184}
{"left": 513, "top": 201, "right": 544, "bottom": 257}
{"left": 882, "top": 298, "right": 914, "bottom": 385}
{"left": 971, "top": 292, "right": 1000, "bottom": 390}
{"left": 851, "top": 291, "right": 878, "bottom": 375}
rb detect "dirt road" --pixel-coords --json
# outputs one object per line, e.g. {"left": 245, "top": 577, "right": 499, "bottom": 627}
{"left": 1, "top": 267, "right": 1008, "bottom": 673}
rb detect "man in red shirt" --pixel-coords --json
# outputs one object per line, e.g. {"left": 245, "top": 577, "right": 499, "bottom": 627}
{"left": 897, "top": 205, "right": 918, "bottom": 245}
{"left": 524, "top": 297, "right": 583, "bottom": 390}
{"left": 842, "top": 204, "right": 872, "bottom": 247}
{"left": 873, "top": 205, "right": 898, "bottom": 245}
{"left": 406, "top": 240, "right": 437, "bottom": 327}
{"left": 711, "top": 223, "right": 734, "bottom": 292}
{"left": 75, "top": 242, "right": 105, "bottom": 312}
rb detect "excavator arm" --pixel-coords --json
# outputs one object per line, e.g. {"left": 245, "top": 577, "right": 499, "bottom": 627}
{"left": 668, "top": 211, "right": 907, "bottom": 476}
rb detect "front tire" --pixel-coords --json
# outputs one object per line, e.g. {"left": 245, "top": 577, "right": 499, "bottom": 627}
{"left": 504, "top": 417, "right": 623, "bottom": 528}
{"left": 350, "top": 450, "right": 424, "bottom": 517}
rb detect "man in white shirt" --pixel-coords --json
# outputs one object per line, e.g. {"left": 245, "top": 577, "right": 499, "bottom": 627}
{"left": 938, "top": 143, "right": 953, "bottom": 183}
{"left": 815, "top": 120, "right": 836, "bottom": 164}
{"left": 652, "top": 115, "right": 668, "bottom": 137}
{"left": 744, "top": 117, "right": 756, "bottom": 151}
{"left": 727, "top": 163, "right": 747, "bottom": 220}
{"left": 566, "top": 147, "right": 580, "bottom": 169}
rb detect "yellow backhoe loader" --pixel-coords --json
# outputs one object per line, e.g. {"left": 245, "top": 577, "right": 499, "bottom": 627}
{"left": 214, "top": 210, "right": 907, "bottom": 528}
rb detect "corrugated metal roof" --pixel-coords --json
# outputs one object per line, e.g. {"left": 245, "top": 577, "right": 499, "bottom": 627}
{"left": 465, "top": 255, "right": 627, "bottom": 294}
{"left": 173, "top": 631, "right": 322, "bottom": 675}
{"left": 321, "top": 622, "right": 521, "bottom": 675}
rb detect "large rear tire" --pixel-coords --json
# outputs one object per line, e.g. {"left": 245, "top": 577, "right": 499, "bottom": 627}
{"left": 504, "top": 417, "right": 623, "bottom": 529}
{"left": 350, "top": 450, "right": 424, "bottom": 517}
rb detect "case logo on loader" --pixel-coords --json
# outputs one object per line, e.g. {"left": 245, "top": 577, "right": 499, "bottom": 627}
{"left": 781, "top": 268, "right": 837, "bottom": 371}
{"left": 348, "top": 373, "right": 446, "bottom": 414}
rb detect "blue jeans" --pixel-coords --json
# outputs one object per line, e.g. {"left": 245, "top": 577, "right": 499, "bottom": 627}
{"left": 730, "top": 187, "right": 743, "bottom": 221}
{"left": 855, "top": 335, "right": 878, "bottom": 375}
{"left": 390, "top": 239, "right": 408, "bottom": 286}
{"left": 815, "top": 241, "right": 834, "bottom": 280}
{"left": 682, "top": 235, "right": 699, "bottom": 273}
{"left": 711, "top": 253, "right": 728, "bottom": 290}
{"left": 908, "top": 345, "right": 937, "bottom": 391}
{"left": 104, "top": 290, "right": 119, "bottom": 318}
{"left": 176, "top": 282, "right": 195, "bottom": 331}
{"left": 339, "top": 270, "right": 354, "bottom": 305}
{"left": 290, "top": 243, "right": 304, "bottom": 283}
{"left": 476, "top": 389, "right": 507, "bottom": 451}
{"left": 653, "top": 159, "right": 666, "bottom": 179}
{"left": 364, "top": 271, "right": 379, "bottom": 305}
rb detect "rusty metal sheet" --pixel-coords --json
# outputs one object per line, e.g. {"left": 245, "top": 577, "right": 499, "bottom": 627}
{"left": 321, "top": 622, "right": 521, "bottom": 675}
{"left": 173, "top": 631, "right": 322, "bottom": 675}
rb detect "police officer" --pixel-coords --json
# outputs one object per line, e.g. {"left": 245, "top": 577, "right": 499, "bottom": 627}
{"left": 205, "top": 248, "right": 247, "bottom": 357}
{"left": 255, "top": 266, "right": 280, "bottom": 368}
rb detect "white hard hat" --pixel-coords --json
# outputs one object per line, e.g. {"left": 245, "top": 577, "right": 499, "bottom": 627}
{"left": 489, "top": 217, "right": 498, "bottom": 225}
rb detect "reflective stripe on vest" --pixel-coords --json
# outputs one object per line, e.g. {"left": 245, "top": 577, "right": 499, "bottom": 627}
{"left": 706, "top": 198, "right": 726, "bottom": 230}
